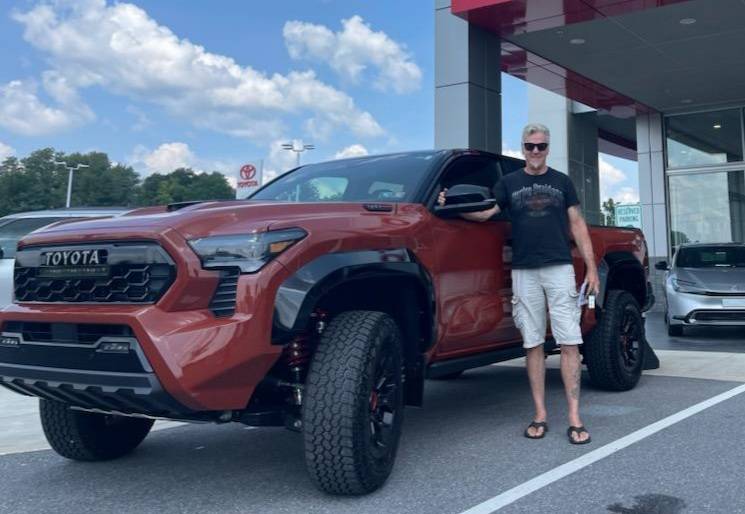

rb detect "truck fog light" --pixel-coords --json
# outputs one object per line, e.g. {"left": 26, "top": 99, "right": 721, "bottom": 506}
{"left": 98, "top": 341, "right": 131, "bottom": 353}
{"left": 0, "top": 336, "right": 20, "bottom": 348}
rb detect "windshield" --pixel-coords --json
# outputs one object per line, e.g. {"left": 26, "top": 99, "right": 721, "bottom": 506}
{"left": 251, "top": 153, "right": 440, "bottom": 203}
{"left": 676, "top": 246, "right": 745, "bottom": 268}
{"left": 0, "top": 217, "right": 65, "bottom": 259}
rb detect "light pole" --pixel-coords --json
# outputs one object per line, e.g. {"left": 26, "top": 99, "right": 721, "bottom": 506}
{"left": 54, "top": 161, "right": 90, "bottom": 208}
{"left": 281, "top": 141, "right": 315, "bottom": 167}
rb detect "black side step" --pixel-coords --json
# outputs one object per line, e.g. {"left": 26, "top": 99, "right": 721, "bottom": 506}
{"left": 426, "top": 346, "right": 528, "bottom": 379}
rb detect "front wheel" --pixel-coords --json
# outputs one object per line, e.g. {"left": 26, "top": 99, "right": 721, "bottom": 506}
{"left": 303, "top": 310, "right": 404, "bottom": 495}
{"left": 40, "top": 400, "right": 154, "bottom": 461}
{"left": 585, "top": 290, "right": 646, "bottom": 391}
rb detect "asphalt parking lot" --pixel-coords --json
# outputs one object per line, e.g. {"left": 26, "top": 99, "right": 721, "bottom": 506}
{"left": 1, "top": 312, "right": 744, "bottom": 514}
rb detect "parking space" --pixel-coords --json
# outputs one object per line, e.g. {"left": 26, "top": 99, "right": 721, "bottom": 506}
{"left": 2, "top": 318, "right": 744, "bottom": 513}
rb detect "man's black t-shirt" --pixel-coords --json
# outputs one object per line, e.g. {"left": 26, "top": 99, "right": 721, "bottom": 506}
{"left": 493, "top": 168, "right": 580, "bottom": 269}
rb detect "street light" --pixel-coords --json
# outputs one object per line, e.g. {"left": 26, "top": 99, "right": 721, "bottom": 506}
{"left": 281, "top": 141, "right": 315, "bottom": 167}
{"left": 54, "top": 161, "right": 90, "bottom": 208}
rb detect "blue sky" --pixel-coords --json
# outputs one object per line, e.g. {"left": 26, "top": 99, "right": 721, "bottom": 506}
{"left": 0, "top": 0, "right": 637, "bottom": 201}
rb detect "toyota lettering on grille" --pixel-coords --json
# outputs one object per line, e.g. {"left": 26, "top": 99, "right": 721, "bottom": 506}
{"left": 41, "top": 249, "right": 108, "bottom": 267}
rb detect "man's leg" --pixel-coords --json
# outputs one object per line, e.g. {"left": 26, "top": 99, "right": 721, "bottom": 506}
{"left": 543, "top": 264, "right": 590, "bottom": 443}
{"left": 560, "top": 345, "right": 587, "bottom": 440}
{"left": 526, "top": 344, "right": 547, "bottom": 437}
{"left": 512, "top": 268, "right": 548, "bottom": 438}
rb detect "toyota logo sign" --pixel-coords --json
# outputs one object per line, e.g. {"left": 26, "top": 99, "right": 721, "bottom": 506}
{"left": 240, "top": 164, "right": 256, "bottom": 180}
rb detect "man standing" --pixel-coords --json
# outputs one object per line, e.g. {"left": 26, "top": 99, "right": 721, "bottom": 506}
{"left": 439, "top": 123, "right": 599, "bottom": 444}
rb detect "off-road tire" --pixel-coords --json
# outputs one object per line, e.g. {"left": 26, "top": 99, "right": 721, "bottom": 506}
{"left": 40, "top": 399, "right": 154, "bottom": 461}
{"left": 585, "top": 290, "right": 646, "bottom": 391}
{"left": 303, "top": 310, "right": 404, "bottom": 495}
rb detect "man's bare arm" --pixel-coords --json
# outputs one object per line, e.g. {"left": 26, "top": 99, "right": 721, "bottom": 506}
{"left": 437, "top": 189, "right": 501, "bottom": 222}
{"left": 460, "top": 204, "right": 500, "bottom": 222}
{"left": 568, "top": 205, "right": 600, "bottom": 294}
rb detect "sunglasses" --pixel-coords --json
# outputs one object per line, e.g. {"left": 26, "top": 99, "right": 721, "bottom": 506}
{"left": 523, "top": 142, "right": 549, "bottom": 152}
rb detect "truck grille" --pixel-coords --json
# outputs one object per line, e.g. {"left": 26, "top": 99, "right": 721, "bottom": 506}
{"left": 689, "top": 311, "right": 745, "bottom": 323}
{"left": 13, "top": 243, "right": 176, "bottom": 303}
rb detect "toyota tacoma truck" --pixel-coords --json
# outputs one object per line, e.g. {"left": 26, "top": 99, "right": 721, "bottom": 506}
{"left": 0, "top": 150, "right": 655, "bottom": 495}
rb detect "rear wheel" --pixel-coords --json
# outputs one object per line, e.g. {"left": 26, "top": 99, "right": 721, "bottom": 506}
{"left": 40, "top": 400, "right": 154, "bottom": 461}
{"left": 585, "top": 290, "right": 646, "bottom": 391}
{"left": 303, "top": 310, "right": 404, "bottom": 495}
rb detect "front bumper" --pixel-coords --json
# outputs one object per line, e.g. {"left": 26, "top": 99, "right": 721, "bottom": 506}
{"left": 667, "top": 287, "right": 745, "bottom": 326}
{"left": 0, "top": 258, "right": 289, "bottom": 415}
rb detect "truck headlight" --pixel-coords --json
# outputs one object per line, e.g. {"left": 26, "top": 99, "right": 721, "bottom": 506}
{"left": 188, "top": 228, "right": 306, "bottom": 273}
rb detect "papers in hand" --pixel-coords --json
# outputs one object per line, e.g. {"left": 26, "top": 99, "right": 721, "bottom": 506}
{"left": 577, "top": 280, "right": 588, "bottom": 307}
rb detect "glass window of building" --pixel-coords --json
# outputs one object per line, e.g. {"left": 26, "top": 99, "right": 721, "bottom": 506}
{"left": 666, "top": 109, "right": 743, "bottom": 169}
{"left": 669, "top": 170, "right": 745, "bottom": 247}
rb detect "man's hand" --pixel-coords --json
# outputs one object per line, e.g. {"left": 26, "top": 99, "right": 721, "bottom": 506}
{"left": 437, "top": 188, "right": 448, "bottom": 206}
{"left": 585, "top": 266, "right": 600, "bottom": 296}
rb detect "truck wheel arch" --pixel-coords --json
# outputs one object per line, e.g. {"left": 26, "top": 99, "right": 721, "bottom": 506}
{"left": 600, "top": 251, "right": 646, "bottom": 309}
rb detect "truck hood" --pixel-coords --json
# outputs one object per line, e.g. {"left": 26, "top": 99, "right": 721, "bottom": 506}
{"left": 19, "top": 201, "right": 397, "bottom": 246}
{"left": 676, "top": 267, "right": 745, "bottom": 294}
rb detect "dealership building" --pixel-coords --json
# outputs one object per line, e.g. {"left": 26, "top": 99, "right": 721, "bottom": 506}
{"left": 435, "top": 0, "right": 745, "bottom": 297}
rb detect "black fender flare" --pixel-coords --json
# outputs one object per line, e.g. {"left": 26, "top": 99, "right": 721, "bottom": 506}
{"left": 599, "top": 251, "right": 646, "bottom": 309}
{"left": 273, "top": 249, "right": 436, "bottom": 348}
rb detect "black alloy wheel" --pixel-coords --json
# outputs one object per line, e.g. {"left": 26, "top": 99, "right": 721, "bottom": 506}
{"left": 368, "top": 348, "right": 401, "bottom": 460}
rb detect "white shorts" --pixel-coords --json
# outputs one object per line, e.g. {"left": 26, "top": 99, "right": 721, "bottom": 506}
{"left": 511, "top": 264, "right": 583, "bottom": 349}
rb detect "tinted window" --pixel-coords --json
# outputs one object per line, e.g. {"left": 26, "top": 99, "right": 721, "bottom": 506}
{"left": 676, "top": 246, "right": 745, "bottom": 268}
{"left": 251, "top": 153, "right": 440, "bottom": 203}
{"left": 666, "top": 109, "right": 743, "bottom": 168}
{"left": 0, "top": 218, "right": 65, "bottom": 258}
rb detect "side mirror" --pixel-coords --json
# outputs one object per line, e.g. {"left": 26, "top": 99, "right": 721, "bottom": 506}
{"left": 434, "top": 184, "right": 497, "bottom": 216}
{"left": 654, "top": 261, "right": 669, "bottom": 271}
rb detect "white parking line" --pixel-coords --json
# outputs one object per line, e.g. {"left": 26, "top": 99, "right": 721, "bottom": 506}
{"left": 459, "top": 382, "right": 745, "bottom": 514}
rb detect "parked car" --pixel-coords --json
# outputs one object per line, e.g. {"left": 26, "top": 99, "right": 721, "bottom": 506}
{"left": 0, "top": 150, "right": 655, "bottom": 495}
{"left": 656, "top": 243, "right": 745, "bottom": 336}
{"left": 0, "top": 208, "right": 130, "bottom": 308}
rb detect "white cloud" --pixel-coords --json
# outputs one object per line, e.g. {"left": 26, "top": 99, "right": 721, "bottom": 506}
{"left": 131, "top": 142, "right": 196, "bottom": 175}
{"left": 501, "top": 144, "right": 523, "bottom": 160}
{"left": 0, "top": 141, "right": 15, "bottom": 161}
{"left": 615, "top": 186, "right": 639, "bottom": 204}
{"left": 334, "top": 144, "right": 368, "bottom": 159}
{"left": 0, "top": 79, "right": 93, "bottom": 136}
{"left": 262, "top": 139, "right": 303, "bottom": 183}
{"left": 12, "top": 1, "right": 383, "bottom": 140}
{"left": 598, "top": 155, "right": 638, "bottom": 203}
{"left": 284, "top": 15, "right": 422, "bottom": 94}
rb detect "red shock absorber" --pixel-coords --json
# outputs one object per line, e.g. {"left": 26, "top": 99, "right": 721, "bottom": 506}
{"left": 284, "top": 335, "right": 312, "bottom": 383}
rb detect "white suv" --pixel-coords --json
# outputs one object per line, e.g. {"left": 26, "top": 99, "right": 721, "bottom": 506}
{"left": 0, "top": 208, "right": 129, "bottom": 308}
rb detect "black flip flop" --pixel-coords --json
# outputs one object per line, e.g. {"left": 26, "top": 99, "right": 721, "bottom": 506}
{"left": 524, "top": 421, "right": 548, "bottom": 439}
{"left": 567, "top": 425, "right": 591, "bottom": 445}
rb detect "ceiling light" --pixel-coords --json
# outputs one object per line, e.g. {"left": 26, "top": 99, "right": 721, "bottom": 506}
{"left": 713, "top": 124, "right": 722, "bottom": 129}
{"left": 570, "top": 38, "right": 586, "bottom": 45}
{"left": 679, "top": 18, "right": 697, "bottom": 25}
{"left": 681, "top": 99, "right": 693, "bottom": 104}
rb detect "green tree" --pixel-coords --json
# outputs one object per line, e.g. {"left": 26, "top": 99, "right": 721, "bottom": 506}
{"left": 0, "top": 148, "right": 69, "bottom": 216}
{"left": 602, "top": 198, "right": 616, "bottom": 226}
{"left": 137, "top": 168, "right": 234, "bottom": 206}
{"left": 64, "top": 152, "right": 139, "bottom": 207}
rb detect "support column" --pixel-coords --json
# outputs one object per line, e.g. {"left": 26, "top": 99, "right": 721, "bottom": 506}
{"left": 637, "top": 112, "right": 668, "bottom": 311}
{"left": 528, "top": 86, "right": 601, "bottom": 224}
{"left": 435, "top": 1, "right": 501, "bottom": 153}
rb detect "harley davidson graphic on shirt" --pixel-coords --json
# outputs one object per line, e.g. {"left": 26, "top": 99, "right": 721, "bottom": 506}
{"left": 494, "top": 167, "right": 580, "bottom": 269}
